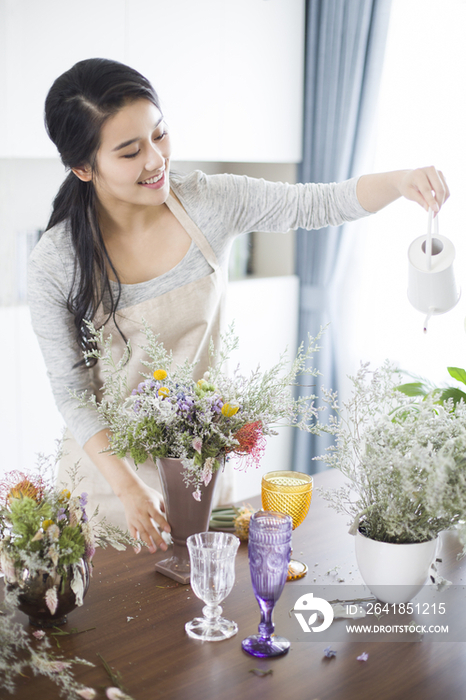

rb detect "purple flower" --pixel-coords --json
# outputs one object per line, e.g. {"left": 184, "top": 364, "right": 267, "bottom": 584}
{"left": 323, "top": 646, "right": 337, "bottom": 658}
{"left": 357, "top": 652, "right": 369, "bottom": 662}
{"left": 56, "top": 507, "right": 66, "bottom": 522}
{"left": 85, "top": 544, "right": 96, "bottom": 561}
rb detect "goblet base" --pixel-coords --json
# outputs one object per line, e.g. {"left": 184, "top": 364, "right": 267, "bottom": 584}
{"left": 287, "top": 558, "right": 308, "bottom": 581}
{"left": 185, "top": 616, "right": 238, "bottom": 642}
{"left": 241, "top": 634, "right": 290, "bottom": 658}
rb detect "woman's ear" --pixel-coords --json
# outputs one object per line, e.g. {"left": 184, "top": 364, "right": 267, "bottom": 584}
{"left": 72, "top": 166, "right": 93, "bottom": 182}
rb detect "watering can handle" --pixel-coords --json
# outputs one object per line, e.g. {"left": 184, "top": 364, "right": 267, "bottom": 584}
{"left": 426, "top": 208, "right": 439, "bottom": 271}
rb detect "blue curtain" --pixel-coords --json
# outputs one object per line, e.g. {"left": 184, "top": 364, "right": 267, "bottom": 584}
{"left": 293, "top": 0, "right": 392, "bottom": 473}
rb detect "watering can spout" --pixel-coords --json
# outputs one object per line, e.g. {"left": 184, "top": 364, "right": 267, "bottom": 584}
{"left": 423, "top": 306, "right": 435, "bottom": 333}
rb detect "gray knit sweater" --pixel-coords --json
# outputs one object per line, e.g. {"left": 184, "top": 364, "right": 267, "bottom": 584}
{"left": 27, "top": 170, "right": 370, "bottom": 446}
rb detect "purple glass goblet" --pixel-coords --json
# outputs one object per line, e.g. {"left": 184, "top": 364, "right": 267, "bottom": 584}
{"left": 241, "top": 510, "right": 293, "bottom": 658}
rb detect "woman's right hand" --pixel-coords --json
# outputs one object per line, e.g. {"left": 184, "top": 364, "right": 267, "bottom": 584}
{"left": 84, "top": 430, "right": 171, "bottom": 554}
{"left": 119, "top": 480, "right": 171, "bottom": 553}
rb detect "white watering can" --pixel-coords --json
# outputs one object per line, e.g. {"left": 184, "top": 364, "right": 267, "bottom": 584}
{"left": 407, "top": 209, "right": 460, "bottom": 332}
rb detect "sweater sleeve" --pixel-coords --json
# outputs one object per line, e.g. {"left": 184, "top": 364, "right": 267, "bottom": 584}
{"left": 171, "top": 171, "right": 371, "bottom": 240}
{"left": 27, "top": 230, "right": 104, "bottom": 447}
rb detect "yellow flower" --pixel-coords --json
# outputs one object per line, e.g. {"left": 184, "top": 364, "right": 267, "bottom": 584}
{"left": 42, "top": 519, "right": 54, "bottom": 531}
{"left": 158, "top": 387, "right": 170, "bottom": 398}
{"left": 197, "top": 379, "right": 207, "bottom": 388}
{"left": 221, "top": 402, "right": 240, "bottom": 418}
{"left": 153, "top": 369, "right": 168, "bottom": 381}
{"left": 59, "top": 489, "right": 71, "bottom": 502}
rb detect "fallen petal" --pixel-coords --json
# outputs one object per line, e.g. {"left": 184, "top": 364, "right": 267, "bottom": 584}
{"left": 323, "top": 646, "right": 337, "bottom": 658}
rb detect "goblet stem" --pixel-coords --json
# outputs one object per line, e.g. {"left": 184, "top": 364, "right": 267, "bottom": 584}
{"left": 257, "top": 599, "right": 275, "bottom": 640}
{"left": 202, "top": 603, "right": 222, "bottom": 625}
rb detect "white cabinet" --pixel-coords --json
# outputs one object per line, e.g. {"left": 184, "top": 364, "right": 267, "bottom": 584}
{"left": 0, "top": 0, "right": 127, "bottom": 158}
{"left": 1, "top": 0, "right": 304, "bottom": 162}
{"left": 126, "top": 0, "right": 305, "bottom": 162}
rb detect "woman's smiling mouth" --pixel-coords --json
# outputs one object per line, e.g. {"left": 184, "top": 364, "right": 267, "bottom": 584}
{"left": 139, "top": 169, "right": 166, "bottom": 188}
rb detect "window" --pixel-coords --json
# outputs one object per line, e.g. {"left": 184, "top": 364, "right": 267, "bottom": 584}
{"left": 339, "top": 0, "right": 466, "bottom": 397}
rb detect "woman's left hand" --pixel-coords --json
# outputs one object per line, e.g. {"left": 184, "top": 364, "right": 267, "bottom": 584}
{"left": 357, "top": 167, "right": 450, "bottom": 214}
{"left": 398, "top": 166, "right": 450, "bottom": 213}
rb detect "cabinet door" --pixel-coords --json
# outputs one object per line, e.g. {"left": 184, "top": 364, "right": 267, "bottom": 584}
{"left": 1, "top": 0, "right": 304, "bottom": 161}
{"left": 126, "top": 0, "right": 305, "bottom": 162}
{"left": 0, "top": 0, "right": 126, "bottom": 157}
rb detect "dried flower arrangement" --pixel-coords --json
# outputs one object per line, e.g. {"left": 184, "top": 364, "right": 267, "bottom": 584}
{"left": 0, "top": 447, "right": 140, "bottom": 617}
{"left": 76, "top": 324, "right": 327, "bottom": 498}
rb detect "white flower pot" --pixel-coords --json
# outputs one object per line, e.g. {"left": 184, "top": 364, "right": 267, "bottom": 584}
{"left": 355, "top": 530, "right": 439, "bottom": 604}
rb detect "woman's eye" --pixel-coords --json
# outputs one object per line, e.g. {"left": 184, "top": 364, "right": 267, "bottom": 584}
{"left": 154, "top": 130, "right": 168, "bottom": 141}
{"left": 123, "top": 151, "right": 140, "bottom": 159}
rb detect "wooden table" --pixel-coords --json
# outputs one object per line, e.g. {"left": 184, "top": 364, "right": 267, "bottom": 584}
{"left": 5, "top": 469, "right": 466, "bottom": 700}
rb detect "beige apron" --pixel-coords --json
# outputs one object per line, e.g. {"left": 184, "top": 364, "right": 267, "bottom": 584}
{"left": 58, "top": 191, "right": 234, "bottom": 528}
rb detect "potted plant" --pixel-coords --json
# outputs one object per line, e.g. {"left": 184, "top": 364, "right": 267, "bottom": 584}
{"left": 75, "top": 323, "right": 326, "bottom": 583}
{"left": 0, "top": 449, "right": 139, "bottom": 626}
{"left": 317, "top": 361, "right": 466, "bottom": 603}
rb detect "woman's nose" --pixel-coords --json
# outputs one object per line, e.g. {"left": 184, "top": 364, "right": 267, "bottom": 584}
{"left": 144, "top": 143, "right": 165, "bottom": 172}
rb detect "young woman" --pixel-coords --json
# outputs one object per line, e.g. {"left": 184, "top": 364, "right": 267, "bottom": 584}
{"left": 28, "top": 58, "right": 449, "bottom": 555}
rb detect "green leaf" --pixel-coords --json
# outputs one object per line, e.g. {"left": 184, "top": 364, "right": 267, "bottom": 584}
{"left": 394, "top": 382, "right": 428, "bottom": 397}
{"left": 439, "top": 387, "right": 466, "bottom": 407}
{"left": 447, "top": 367, "right": 466, "bottom": 386}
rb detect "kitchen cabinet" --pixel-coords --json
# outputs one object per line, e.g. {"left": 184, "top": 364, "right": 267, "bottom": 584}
{"left": 0, "top": 0, "right": 127, "bottom": 157}
{"left": 0, "top": 0, "right": 304, "bottom": 162}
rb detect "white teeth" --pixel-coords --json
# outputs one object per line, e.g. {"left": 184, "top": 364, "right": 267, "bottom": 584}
{"left": 140, "top": 171, "right": 164, "bottom": 185}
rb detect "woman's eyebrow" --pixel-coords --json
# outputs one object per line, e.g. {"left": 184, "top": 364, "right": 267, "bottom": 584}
{"left": 112, "top": 116, "right": 164, "bottom": 152}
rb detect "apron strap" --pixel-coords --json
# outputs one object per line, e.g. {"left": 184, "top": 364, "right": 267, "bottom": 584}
{"left": 167, "top": 190, "right": 220, "bottom": 272}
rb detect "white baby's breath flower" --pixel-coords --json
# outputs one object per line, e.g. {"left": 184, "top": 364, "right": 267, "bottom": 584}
{"left": 318, "top": 361, "right": 466, "bottom": 553}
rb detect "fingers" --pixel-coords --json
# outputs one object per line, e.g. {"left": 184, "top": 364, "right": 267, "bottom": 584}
{"left": 121, "top": 488, "right": 170, "bottom": 555}
{"left": 405, "top": 166, "right": 450, "bottom": 214}
{"left": 133, "top": 511, "right": 170, "bottom": 554}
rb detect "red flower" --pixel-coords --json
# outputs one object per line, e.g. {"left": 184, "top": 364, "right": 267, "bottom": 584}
{"left": 230, "top": 421, "right": 266, "bottom": 470}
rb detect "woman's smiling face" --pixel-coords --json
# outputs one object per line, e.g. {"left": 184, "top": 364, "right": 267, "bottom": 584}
{"left": 90, "top": 98, "right": 171, "bottom": 211}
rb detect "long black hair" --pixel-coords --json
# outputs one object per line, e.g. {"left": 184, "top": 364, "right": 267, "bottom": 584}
{"left": 44, "top": 58, "right": 161, "bottom": 363}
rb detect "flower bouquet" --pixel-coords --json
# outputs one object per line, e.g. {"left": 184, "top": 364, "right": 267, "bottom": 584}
{"left": 318, "top": 361, "right": 466, "bottom": 551}
{"left": 78, "top": 323, "right": 327, "bottom": 499}
{"left": 0, "top": 449, "right": 138, "bottom": 625}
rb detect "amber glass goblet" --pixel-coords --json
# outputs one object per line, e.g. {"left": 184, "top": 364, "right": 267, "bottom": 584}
{"left": 261, "top": 470, "right": 313, "bottom": 581}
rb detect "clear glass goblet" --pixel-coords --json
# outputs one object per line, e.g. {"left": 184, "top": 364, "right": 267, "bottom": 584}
{"left": 185, "top": 531, "right": 240, "bottom": 642}
{"left": 241, "top": 510, "right": 293, "bottom": 658}
{"left": 261, "top": 470, "right": 313, "bottom": 580}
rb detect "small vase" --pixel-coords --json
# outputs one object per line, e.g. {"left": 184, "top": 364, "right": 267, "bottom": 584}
{"left": 355, "top": 530, "right": 439, "bottom": 604}
{"left": 6, "top": 558, "right": 91, "bottom": 627}
{"left": 155, "top": 457, "right": 220, "bottom": 584}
